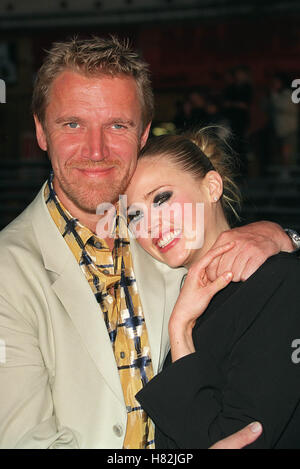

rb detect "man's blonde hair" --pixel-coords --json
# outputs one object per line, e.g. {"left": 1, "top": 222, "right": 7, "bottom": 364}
{"left": 32, "top": 35, "right": 154, "bottom": 130}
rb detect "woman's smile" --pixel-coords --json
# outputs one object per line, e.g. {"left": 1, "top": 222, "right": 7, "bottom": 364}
{"left": 155, "top": 229, "right": 182, "bottom": 252}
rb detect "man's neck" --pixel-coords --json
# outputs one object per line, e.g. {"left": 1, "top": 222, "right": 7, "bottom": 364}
{"left": 53, "top": 179, "right": 116, "bottom": 251}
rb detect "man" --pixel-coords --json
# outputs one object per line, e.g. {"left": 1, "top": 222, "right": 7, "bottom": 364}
{"left": 0, "top": 36, "right": 295, "bottom": 449}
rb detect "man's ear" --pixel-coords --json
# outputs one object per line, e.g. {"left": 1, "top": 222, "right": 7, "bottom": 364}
{"left": 140, "top": 121, "right": 152, "bottom": 149}
{"left": 34, "top": 115, "right": 48, "bottom": 152}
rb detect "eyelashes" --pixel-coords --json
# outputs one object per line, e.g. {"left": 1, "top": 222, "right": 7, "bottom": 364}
{"left": 153, "top": 191, "right": 173, "bottom": 206}
{"left": 128, "top": 209, "right": 144, "bottom": 224}
{"left": 128, "top": 191, "right": 173, "bottom": 224}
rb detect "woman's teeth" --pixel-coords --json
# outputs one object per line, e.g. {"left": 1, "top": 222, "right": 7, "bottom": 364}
{"left": 157, "top": 230, "right": 181, "bottom": 249}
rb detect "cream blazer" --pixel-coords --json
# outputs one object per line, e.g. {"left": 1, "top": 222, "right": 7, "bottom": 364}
{"left": 0, "top": 183, "right": 186, "bottom": 449}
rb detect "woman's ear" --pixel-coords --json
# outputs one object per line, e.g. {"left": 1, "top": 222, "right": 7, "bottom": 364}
{"left": 34, "top": 115, "right": 48, "bottom": 152}
{"left": 204, "top": 170, "right": 223, "bottom": 203}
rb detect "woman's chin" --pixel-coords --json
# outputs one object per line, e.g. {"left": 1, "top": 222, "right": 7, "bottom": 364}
{"left": 158, "top": 249, "right": 190, "bottom": 269}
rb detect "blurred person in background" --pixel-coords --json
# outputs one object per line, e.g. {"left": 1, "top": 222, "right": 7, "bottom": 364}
{"left": 222, "top": 66, "right": 253, "bottom": 176}
{"left": 175, "top": 89, "right": 209, "bottom": 131}
{"left": 268, "top": 73, "right": 298, "bottom": 179}
{"left": 205, "top": 95, "right": 229, "bottom": 128}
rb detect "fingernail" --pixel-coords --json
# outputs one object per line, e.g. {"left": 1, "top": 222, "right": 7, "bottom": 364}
{"left": 249, "top": 422, "right": 262, "bottom": 433}
{"left": 225, "top": 272, "right": 233, "bottom": 280}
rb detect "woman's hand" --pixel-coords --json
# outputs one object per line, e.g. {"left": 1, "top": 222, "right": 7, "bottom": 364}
{"left": 169, "top": 242, "right": 234, "bottom": 362}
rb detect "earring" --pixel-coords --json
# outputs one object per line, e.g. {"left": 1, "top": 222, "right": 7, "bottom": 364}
{"left": 214, "top": 196, "right": 218, "bottom": 202}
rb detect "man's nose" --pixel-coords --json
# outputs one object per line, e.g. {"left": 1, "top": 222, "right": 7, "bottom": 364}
{"left": 82, "top": 128, "right": 108, "bottom": 160}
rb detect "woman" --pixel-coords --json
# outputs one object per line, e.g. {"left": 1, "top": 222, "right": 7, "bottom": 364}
{"left": 125, "top": 126, "right": 300, "bottom": 449}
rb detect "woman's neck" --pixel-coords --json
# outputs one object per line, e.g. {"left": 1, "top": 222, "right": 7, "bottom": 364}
{"left": 185, "top": 208, "right": 230, "bottom": 269}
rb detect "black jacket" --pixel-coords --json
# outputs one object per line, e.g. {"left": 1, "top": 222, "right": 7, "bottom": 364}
{"left": 137, "top": 253, "right": 300, "bottom": 448}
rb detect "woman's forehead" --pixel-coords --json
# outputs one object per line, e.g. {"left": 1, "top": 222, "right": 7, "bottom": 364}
{"left": 134, "top": 158, "right": 180, "bottom": 185}
{"left": 128, "top": 156, "right": 198, "bottom": 200}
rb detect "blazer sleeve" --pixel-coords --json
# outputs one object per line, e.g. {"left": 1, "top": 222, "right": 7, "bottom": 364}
{"left": 136, "top": 259, "right": 300, "bottom": 449}
{"left": 0, "top": 294, "right": 79, "bottom": 449}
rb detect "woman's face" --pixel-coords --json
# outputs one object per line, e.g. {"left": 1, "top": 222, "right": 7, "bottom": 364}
{"left": 125, "top": 156, "right": 218, "bottom": 268}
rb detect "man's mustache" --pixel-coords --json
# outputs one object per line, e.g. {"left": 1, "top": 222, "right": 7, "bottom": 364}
{"left": 66, "top": 159, "right": 121, "bottom": 170}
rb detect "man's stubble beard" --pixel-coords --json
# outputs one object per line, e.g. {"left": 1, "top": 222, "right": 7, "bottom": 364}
{"left": 55, "top": 166, "right": 133, "bottom": 214}
{"left": 46, "top": 130, "right": 141, "bottom": 214}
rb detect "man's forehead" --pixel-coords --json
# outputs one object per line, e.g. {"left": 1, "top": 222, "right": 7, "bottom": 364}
{"left": 50, "top": 68, "right": 138, "bottom": 93}
{"left": 46, "top": 69, "right": 143, "bottom": 123}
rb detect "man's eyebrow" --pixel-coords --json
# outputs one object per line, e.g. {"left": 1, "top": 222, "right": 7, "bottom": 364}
{"left": 107, "top": 118, "right": 136, "bottom": 127}
{"left": 55, "top": 116, "right": 84, "bottom": 124}
{"left": 54, "top": 116, "right": 136, "bottom": 127}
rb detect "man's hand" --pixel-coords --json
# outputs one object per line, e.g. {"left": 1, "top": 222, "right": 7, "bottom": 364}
{"left": 206, "top": 221, "right": 293, "bottom": 282}
{"left": 210, "top": 422, "right": 263, "bottom": 449}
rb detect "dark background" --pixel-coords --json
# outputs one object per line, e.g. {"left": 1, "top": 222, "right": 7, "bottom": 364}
{"left": 0, "top": 0, "right": 300, "bottom": 231}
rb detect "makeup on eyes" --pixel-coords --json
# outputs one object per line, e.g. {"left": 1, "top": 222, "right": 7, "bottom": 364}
{"left": 128, "top": 190, "right": 173, "bottom": 224}
{"left": 153, "top": 190, "right": 173, "bottom": 206}
{"left": 128, "top": 208, "right": 144, "bottom": 223}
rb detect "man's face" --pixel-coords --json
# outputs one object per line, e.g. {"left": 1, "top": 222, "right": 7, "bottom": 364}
{"left": 34, "top": 70, "right": 150, "bottom": 213}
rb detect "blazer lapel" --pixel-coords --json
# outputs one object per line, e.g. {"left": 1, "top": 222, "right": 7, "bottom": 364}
{"left": 31, "top": 186, "right": 124, "bottom": 405}
{"left": 51, "top": 258, "right": 124, "bottom": 404}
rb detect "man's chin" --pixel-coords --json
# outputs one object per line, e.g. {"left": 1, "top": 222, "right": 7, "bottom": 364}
{"left": 66, "top": 184, "right": 123, "bottom": 212}
{"left": 70, "top": 192, "right": 118, "bottom": 214}
{"left": 54, "top": 172, "right": 131, "bottom": 212}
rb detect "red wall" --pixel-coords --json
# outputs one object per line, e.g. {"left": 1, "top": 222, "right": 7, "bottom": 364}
{"left": 138, "top": 15, "right": 300, "bottom": 89}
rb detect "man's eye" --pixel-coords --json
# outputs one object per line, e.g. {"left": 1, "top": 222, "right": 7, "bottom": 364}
{"left": 112, "top": 123, "right": 125, "bottom": 130}
{"left": 153, "top": 191, "right": 172, "bottom": 206}
{"left": 67, "top": 122, "right": 79, "bottom": 129}
{"left": 128, "top": 209, "right": 144, "bottom": 224}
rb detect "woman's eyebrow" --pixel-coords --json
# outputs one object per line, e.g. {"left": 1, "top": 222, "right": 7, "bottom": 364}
{"left": 144, "top": 185, "right": 166, "bottom": 200}
{"left": 126, "top": 185, "right": 171, "bottom": 209}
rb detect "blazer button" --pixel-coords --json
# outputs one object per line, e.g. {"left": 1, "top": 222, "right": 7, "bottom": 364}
{"left": 113, "top": 424, "right": 123, "bottom": 437}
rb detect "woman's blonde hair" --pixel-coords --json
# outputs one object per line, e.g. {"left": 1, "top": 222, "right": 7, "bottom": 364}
{"left": 139, "top": 126, "right": 242, "bottom": 224}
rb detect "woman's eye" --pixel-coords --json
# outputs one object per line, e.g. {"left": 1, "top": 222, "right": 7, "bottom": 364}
{"left": 153, "top": 191, "right": 172, "bottom": 206}
{"left": 128, "top": 209, "right": 144, "bottom": 224}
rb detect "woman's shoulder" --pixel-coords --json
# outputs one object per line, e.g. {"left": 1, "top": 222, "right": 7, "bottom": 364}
{"left": 218, "top": 252, "right": 300, "bottom": 345}
{"left": 231, "top": 251, "right": 300, "bottom": 328}
{"left": 192, "top": 252, "right": 300, "bottom": 356}
{"left": 251, "top": 251, "right": 300, "bottom": 282}
{"left": 195, "top": 252, "right": 300, "bottom": 332}
{"left": 265, "top": 250, "right": 299, "bottom": 264}
{"left": 234, "top": 251, "right": 300, "bottom": 304}
{"left": 215, "top": 252, "right": 299, "bottom": 306}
